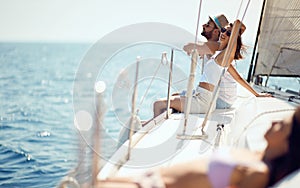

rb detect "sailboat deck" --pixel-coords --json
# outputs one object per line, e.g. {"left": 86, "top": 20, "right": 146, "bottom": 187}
{"left": 98, "top": 87, "right": 297, "bottom": 179}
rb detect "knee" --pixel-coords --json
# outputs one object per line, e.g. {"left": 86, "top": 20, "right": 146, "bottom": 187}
{"left": 153, "top": 100, "right": 167, "bottom": 116}
{"left": 153, "top": 100, "right": 165, "bottom": 110}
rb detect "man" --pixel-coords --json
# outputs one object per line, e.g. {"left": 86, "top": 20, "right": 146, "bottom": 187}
{"left": 183, "top": 14, "right": 229, "bottom": 58}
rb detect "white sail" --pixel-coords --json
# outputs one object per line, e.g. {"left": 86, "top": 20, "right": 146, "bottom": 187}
{"left": 254, "top": 0, "right": 300, "bottom": 77}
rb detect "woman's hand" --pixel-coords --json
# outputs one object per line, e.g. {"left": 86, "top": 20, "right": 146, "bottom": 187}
{"left": 257, "top": 93, "right": 273, "bottom": 97}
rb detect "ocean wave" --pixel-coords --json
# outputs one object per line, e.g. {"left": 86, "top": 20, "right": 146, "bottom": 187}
{"left": 0, "top": 144, "right": 35, "bottom": 164}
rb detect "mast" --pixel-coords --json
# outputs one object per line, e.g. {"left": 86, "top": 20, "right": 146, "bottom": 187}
{"left": 247, "top": 0, "right": 267, "bottom": 82}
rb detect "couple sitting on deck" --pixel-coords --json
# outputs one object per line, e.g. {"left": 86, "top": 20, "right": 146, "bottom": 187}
{"left": 153, "top": 15, "right": 271, "bottom": 118}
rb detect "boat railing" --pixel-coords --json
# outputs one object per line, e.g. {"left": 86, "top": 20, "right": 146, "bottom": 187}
{"left": 103, "top": 50, "right": 176, "bottom": 177}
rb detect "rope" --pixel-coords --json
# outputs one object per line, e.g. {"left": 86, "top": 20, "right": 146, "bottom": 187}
{"left": 138, "top": 53, "right": 168, "bottom": 108}
{"left": 233, "top": 108, "right": 295, "bottom": 146}
{"left": 194, "top": 0, "right": 203, "bottom": 45}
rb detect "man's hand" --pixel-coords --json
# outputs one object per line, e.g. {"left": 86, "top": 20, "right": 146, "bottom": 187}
{"left": 183, "top": 43, "right": 197, "bottom": 56}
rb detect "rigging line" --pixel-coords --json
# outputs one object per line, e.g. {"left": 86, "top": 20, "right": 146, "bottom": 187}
{"left": 194, "top": 0, "right": 203, "bottom": 45}
{"left": 235, "top": 0, "right": 244, "bottom": 19}
{"left": 138, "top": 54, "right": 166, "bottom": 108}
{"left": 233, "top": 108, "right": 295, "bottom": 147}
{"left": 173, "top": 78, "right": 188, "bottom": 85}
{"left": 265, "top": 48, "right": 282, "bottom": 86}
{"left": 241, "top": 0, "right": 251, "bottom": 21}
{"left": 236, "top": 0, "right": 250, "bottom": 22}
{"left": 272, "top": 65, "right": 300, "bottom": 76}
{"left": 265, "top": 48, "right": 300, "bottom": 86}
{"left": 200, "top": 0, "right": 251, "bottom": 132}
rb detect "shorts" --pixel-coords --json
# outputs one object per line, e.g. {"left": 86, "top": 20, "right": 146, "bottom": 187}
{"left": 216, "top": 98, "right": 232, "bottom": 109}
{"left": 181, "top": 86, "right": 215, "bottom": 114}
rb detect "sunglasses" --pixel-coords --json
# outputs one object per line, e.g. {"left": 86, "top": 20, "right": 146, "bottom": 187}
{"left": 205, "top": 21, "right": 216, "bottom": 29}
{"left": 221, "top": 27, "right": 231, "bottom": 37}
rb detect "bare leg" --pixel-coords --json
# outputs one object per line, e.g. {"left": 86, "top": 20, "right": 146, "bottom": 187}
{"left": 153, "top": 96, "right": 186, "bottom": 117}
{"left": 170, "top": 96, "right": 185, "bottom": 112}
{"left": 153, "top": 99, "right": 167, "bottom": 117}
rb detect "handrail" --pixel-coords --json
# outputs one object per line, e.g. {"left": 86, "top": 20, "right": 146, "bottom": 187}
{"left": 107, "top": 51, "right": 174, "bottom": 176}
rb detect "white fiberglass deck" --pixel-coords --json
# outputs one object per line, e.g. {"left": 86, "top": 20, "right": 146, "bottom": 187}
{"left": 99, "top": 86, "right": 297, "bottom": 179}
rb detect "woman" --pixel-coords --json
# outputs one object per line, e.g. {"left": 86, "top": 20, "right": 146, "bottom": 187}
{"left": 100, "top": 106, "right": 300, "bottom": 188}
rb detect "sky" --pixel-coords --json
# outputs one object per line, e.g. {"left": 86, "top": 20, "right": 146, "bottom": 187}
{"left": 0, "top": 0, "right": 263, "bottom": 45}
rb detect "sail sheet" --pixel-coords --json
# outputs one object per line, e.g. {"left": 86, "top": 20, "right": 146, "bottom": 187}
{"left": 254, "top": 0, "right": 300, "bottom": 77}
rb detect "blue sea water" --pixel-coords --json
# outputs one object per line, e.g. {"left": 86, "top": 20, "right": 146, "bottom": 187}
{"left": 0, "top": 43, "right": 89, "bottom": 187}
{"left": 0, "top": 42, "right": 299, "bottom": 187}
